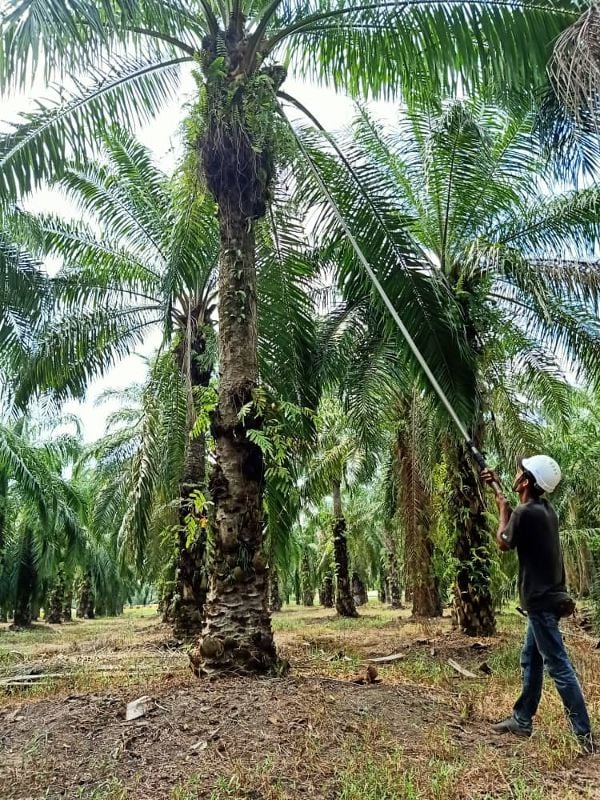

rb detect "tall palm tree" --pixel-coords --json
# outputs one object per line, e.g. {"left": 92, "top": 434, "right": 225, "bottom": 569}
{"left": 17, "top": 129, "right": 317, "bottom": 640}
{"left": 16, "top": 128, "right": 219, "bottom": 638}
{"left": 299, "top": 98, "right": 600, "bottom": 635}
{"left": 1, "top": 0, "right": 588, "bottom": 670}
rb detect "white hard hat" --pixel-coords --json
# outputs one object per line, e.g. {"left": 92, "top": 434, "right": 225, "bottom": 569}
{"left": 521, "top": 455, "right": 562, "bottom": 493}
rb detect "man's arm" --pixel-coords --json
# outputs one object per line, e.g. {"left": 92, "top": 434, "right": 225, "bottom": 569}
{"left": 495, "top": 494, "right": 513, "bottom": 551}
{"left": 480, "top": 469, "right": 513, "bottom": 551}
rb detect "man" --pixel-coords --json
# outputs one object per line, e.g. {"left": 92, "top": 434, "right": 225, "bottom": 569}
{"left": 481, "top": 455, "right": 594, "bottom": 753}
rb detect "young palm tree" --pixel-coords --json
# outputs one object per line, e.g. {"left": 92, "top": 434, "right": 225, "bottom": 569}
{"left": 299, "top": 99, "right": 600, "bottom": 635}
{"left": 2, "top": 0, "right": 588, "bottom": 669}
{"left": 0, "top": 418, "right": 85, "bottom": 626}
{"left": 305, "top": 397, "right": 381, "bottom": 617}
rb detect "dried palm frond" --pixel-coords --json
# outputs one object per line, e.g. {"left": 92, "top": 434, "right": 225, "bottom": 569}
{"left": 550, "top": 3, "right": 600, "bottom": 125}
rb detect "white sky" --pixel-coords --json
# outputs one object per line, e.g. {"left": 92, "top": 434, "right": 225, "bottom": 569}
{"left": 6, "top": 65, "right": 395, "bottom": 441}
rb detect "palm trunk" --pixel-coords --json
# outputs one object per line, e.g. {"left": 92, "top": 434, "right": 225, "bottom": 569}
{"left": 194, "top": 199, "right": 275, "bottom": 675}
{"left": 332, "top": 481, "right": 358, "bottom": 618}
{"left": 162, "top": 591, "right": 175, "bottom": 623}
{"left": 76, "top": 572, "right": 95, "bottom": 620}
{"left": 319, "top": 573, "right": 334, "bottom": 608}
{"left": 449, "top": 440, "right": 496, "bottom": 636}
{"left": 384, "top": 527, "right": 403, "bottom": 609}
{"left": 63, "top": 580, "right": 73, "bottom": 622}
{"left": 0, "top": 471, "right": 8, "bottom": 623}
{"left": 302, "top": 588, "right": 314, "bottom": 606}
{"left": 12, "top": 531, "right": 35, "bottom": 628}
{"left": 13, "top": 594, "right": 32, "bottom": 628}
{"left": 158, "top": 564, "right": 176, "bottom": 624}
{"left": 378, "top": 566, "right": 388, "bottom": 604}
{"left": 173, "top": 432, "right": 208, "bottom": 641}
{"left": 294, "top": 570, "right": 301, "bottom": 605}
{"left": 269, "top": 568, "right": 283, "bottom": 612}
{"left": 301, "top": 552, "right": 314, "bottom": 606}
{"left": 352, "top": 573, "right": 368, "bottom": 606}
{"left": 173, "top": 324, "right": 212, "bottom": 641}
{"left": 412, "top": 540, "right": 442, "bottom": 618}
{"left": 46, "top": 568, "right": 65, "bottom": 624}
{"left": 396, "top": 416, "right": 441, "bottom": 618}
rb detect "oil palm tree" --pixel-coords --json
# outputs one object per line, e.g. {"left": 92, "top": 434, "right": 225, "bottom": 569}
{"left": 17, "top": 128, "right": 317, "bottom": 640}
{"left": 0, "top": 417, "right": 86, "bottom": 626}
{"left": 291, "top": 502, "right": 335, "bottom": 608}
{"left": 344, "top": 484, "right": 385, "bottom": 606}
{"left": 298, "top": 98, "right": 600, "bottom": 635}
{"left": 16, "top": 128, "right": 219, "bottom": 638}
{"left": 2, "top": 0, "right": 589, "bottom": 670}
{"left": 304, "top": 397, "right": 380, "bottom": 617}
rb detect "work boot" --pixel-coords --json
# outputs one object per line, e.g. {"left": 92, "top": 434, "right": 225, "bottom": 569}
{"left": 492, "top": 717, "right": 532, "bottom": 738}
{"left": 577, "top": 733, "right": 595, "bottom": 755}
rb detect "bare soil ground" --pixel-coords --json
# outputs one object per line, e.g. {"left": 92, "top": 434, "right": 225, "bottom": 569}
{"left": 0, "top": 603, "right": 598, "bottom": 799}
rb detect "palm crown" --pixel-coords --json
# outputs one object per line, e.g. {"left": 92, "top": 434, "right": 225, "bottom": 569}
{"left": 0, "top": 0, "right": 588, "bottom": 204}
{"left": 16, "top": 126, "right": 219, "bottom": 404}
{"left": 301, "top": 99, "right": 600, "bottom": 451}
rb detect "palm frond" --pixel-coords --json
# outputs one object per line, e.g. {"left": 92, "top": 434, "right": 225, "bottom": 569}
{"left": 258, "top": 196, "right": 319, "bottom": 410}
{"left": 290, "top": 119, "right": 478, "bottom": 428}
{"left": 17, "top": 306, "right": 160, "bottom": 405}
{"left": 550, "top": 3, "right": 600, "bottom": 127}
{"left": 273, "top": 0, "right": 580, "bottom": 100}
{"left": 0, "top": 50, "right": 190, "bottom": 200}
{"left": 0, "top": 225, "right": 50, "bottom": 405}
{"left": 0, "top": 0, "right": 202, "bottom": 88}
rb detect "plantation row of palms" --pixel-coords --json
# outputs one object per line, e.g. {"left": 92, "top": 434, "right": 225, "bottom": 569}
{"left": 2, "top": 0, "right": 600, "bottom": 673}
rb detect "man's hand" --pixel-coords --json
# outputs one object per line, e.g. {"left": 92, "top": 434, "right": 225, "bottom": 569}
{"left": 480, "top": 467, "right": 501, "bottom": 490}
{"left": 480, "top": 468, "right": 508, "bottom": 506}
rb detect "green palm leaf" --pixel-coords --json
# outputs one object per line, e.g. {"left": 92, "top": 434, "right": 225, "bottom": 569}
{"left": 0, "top": 50, "right": 190, "bottom": 200}
{"left": 273, "top": 0, "right": 581, "bottom": 100}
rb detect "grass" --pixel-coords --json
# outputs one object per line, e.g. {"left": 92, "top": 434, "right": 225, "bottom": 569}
{"left": 1, "top": 601, "right": 599, "bottom": 799}
{"left": 82, "top": 781, "right": 131, "bottom": 800}
{"left": 0, "top": 607, "right": 185, "bottom": 701}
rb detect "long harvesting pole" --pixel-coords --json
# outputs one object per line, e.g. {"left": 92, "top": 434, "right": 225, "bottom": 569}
{"left": 288, "top": 117, "right": 499, "bottom": 489}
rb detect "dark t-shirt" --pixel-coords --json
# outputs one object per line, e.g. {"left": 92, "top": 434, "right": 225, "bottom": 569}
{"left": 501, "top": 499, "right": 567, "bottom": 613}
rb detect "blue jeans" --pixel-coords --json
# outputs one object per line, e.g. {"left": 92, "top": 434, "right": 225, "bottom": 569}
{"left": 513, "top": 611, "right": 591, "bottom": 736}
